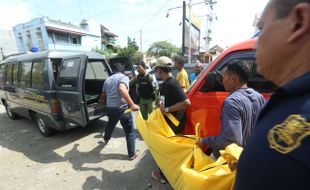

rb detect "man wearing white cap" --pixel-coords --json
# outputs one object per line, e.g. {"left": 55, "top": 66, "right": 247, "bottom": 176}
{"left": 151, "top": 56, "right": 191, "bottom": 184}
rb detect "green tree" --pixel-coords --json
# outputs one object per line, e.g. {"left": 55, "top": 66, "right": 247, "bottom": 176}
{"left": 147, "top": 41, "right": 181, "bottom": 58}
{"left": 117, "top": 37, "right": 143, "bottom": 64}
{"left": 127, "top": 37, "right": 139, "bottom": 51}
{"left": 93, "top": 47, "right": 116, "bottom": 59}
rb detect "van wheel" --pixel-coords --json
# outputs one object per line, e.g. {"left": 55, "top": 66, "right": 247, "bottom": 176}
{"left": 35, "top": 114, "right": 54, "bottom": 137}
{"left": 4, "top": 102, "right": 19, "bottom": 120}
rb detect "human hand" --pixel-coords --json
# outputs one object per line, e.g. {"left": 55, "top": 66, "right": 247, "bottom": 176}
{"left": 159, "top": 102, "right": 165, "bottom": 113}
{"left": 228, "top": 162, "right": 237, "bottom": 172}
{"left": 130, "top": 104, "right": 140, "bottom": 111}
{"left": 195, "top": 139, "right": 205, "bottom": 148}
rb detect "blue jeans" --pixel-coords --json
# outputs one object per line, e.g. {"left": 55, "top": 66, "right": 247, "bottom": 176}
{"left": 103, "top": 107, "right": 136, "bottom": 157}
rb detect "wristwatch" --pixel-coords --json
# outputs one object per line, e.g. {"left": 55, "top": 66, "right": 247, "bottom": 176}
{"left": 164, "top": 107, "right": 169, "bottom": 113}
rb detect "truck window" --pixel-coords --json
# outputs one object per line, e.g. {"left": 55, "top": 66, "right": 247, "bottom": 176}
{"left": 32, "top": 60, "right": 46, "bottom": 89}
{"left": 57, "top": 58, "right": 81, "bottom": 88}
{"left": 199, "top": 54, "right": 276, "bottom": 93}
{"left": 12, "top": 63, "right": 19, "bottom": 86}
{"left": 20, "top": 62, "right": 32, "bottom": 89}
{"left": 85, "top": 60, "right": 109, "bottom": 80}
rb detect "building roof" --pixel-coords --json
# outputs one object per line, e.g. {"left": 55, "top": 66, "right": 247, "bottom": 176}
{"left": 46, "top": 26, "right": 85, "bottom": 36}
{"left": 100, "top": 25, "right": 118, "bottom": 37}
{"left": 209, "top": 44, "right": 224, "bottom": 53}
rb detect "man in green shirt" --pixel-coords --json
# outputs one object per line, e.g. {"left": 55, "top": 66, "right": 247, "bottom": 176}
{"left": 130, "top": 61, "right": 158, "bottom": 120}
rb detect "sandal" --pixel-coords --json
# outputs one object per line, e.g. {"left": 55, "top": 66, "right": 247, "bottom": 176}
{"left": 129, "top": 150, "right": 140, "bottom": 160}
{"left": 151, "top": 170, "right": 167, "bottom": 184}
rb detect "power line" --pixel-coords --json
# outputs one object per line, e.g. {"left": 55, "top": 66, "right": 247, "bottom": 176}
{"left": 140, "top": 0, "right": 170, "bottom": 29}
{"left": 132, "top": 0, "right": 171, "bottom": 37}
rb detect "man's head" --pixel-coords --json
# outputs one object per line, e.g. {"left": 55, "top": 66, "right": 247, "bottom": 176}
{"left": 222, "top": 60, "right": 250, "bottom": 92}
{"left": 112, "top": 62, "right": 125, "bottom": 73}
{"left": 174, "top": 56, "right": 185, "bottom": 71}
{"left": 155, "top": 56, "right": 172, "bottom": 80}
{"left": 255, "top": 0, "right": 310, "bottom": 86}
{"left": 136, "top": 60, "right": 146, "bottom": 75}
{"left": 194, "top": 62, "right": 203, "bottom": 75}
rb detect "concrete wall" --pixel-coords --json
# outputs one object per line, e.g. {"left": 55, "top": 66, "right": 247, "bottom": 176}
{"left": 13, "top": 17, "right": 48, "bottom": 52}
{"left": 0, "top": 30, "right": 18, "bottom": 60}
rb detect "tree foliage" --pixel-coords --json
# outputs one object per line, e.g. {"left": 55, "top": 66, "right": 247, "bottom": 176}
{"left": 94, "top": 37, "right": 143, "bottom": 63}
{"left": 117, "top": 37, "right": 142, "bottom": 64}
{"left": 147, "top": 41, "right": 181, "bottom": 58}
{"left": 93, "top": 47, "right": 116, "bottom": 58}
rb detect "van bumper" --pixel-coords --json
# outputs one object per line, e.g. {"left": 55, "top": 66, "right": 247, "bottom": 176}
{"left": 42, "top": 114, "right": 67, "bottom": 131}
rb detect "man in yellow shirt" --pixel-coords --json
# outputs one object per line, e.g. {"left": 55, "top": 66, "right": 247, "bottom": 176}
{"left": 175, "top": 56, "right": 189, "bottom": 91}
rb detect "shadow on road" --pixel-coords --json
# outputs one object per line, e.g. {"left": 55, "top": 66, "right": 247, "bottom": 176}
{"left": 80, "top": 150, "right": 173, "bottom": 190}
{"left": 0, "top": 111, "right": 172, "bottom": 190}
{"left": 0, "top": 113, "right": 126, "bottom": 164}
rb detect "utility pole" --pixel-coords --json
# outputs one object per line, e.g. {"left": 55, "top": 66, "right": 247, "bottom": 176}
{"left": 204, "top": 0, "right": 217, "bottom": 52}
{"left": 188, "top": 0, "right": 192, "bottom": 64}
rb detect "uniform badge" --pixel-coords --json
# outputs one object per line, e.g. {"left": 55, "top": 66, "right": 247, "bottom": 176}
{"left": 268, "top": 115, "right": 310, "bottom": 154}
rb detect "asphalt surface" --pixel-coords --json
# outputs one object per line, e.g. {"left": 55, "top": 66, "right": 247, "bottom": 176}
{"left": 0, "top": 105, "right": 173, "bottom": 190}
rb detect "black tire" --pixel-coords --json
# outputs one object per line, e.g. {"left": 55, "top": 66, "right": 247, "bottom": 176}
{"left": 35, "top": 114, "right": 54, "bottom": 137}
{"left": 4, "top": 102, "right": 19, "bottom": 120}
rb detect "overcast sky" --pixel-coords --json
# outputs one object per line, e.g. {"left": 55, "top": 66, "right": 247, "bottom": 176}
{"left": 0, "top": 0, "right": 269, "bottom": 50}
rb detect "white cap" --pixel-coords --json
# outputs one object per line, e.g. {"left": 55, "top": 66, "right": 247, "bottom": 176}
{"left": 155, "top": 56, "right": 172, "bottom": 68}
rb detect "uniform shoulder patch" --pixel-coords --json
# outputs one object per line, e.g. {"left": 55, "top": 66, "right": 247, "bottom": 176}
{"left": 268, "top": 114, "right": 310, "bottom": 154}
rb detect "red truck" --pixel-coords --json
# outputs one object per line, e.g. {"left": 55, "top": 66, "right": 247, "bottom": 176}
{"left": 184, "top": 38, "right": 276, "bottom": 138}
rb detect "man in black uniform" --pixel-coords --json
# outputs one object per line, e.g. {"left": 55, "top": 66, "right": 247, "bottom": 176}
{"left": 151, "top": 56, "right": 191, "bottom": 184}
{"left": 130, "top": 61, "right": 158, "bottom": 120}
{"left": 234, "top": 1, "right": 310, "bottom": 190}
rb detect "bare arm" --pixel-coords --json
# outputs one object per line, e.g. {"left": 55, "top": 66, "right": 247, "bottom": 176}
{"left": 99, "top": 92, "right": 106, "bottom": 105}
{"left": 160, "top": 99, "right": 191, "bottom": 113}
{"left": 119, "top": 83, "right": 139, "bottom": 111}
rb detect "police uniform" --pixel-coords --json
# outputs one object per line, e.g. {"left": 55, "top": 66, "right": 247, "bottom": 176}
{"left": 234, "top": 72, "right": 310, "bottom": 190}
{"left": 130, "top": 73, "right": 158, "bottom": 120}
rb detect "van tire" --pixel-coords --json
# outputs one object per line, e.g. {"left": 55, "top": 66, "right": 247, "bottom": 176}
{"left": 4, "top": 102, "right": 19, "bottom": 120}
{"left": 35, "top": 114, "right": 54, "bottom": 137}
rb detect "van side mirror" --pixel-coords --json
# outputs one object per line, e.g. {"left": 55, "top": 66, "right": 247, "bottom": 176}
{"left": 200, "top": 71, "right": 225, "bottom": 92}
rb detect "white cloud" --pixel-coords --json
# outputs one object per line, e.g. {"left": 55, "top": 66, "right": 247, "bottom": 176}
{"left": 0, "top": 2, "right": 32, "bottom": 30}
{"left": 123, "top": 0, "right": 146, "bottom": 4}
{"left": 56, "top": 0, "right": 73, "bottom": 4}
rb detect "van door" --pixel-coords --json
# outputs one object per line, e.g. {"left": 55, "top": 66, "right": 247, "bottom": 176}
{"left": 186, "top": 51, "right": 268, "bottom": 138}
{"left": 56, "top": 55, "right": 88, "bottom": 126}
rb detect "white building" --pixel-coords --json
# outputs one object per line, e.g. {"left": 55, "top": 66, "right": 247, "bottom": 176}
{"left": 13, "top": 17, "right": 118, "bottom": 52}
{"left": 0, "top": 30, "right": 18, "bottom": 61}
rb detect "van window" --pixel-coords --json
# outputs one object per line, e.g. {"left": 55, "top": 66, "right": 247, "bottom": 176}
{"left": 6, "top": 64, "right": 13, "bottom": 85}
{"left": 51, "top": 58, "right": 62, "bottom": 83}
{"left": 57, "top": 58, "right": 81, "bottom": 88}
{"left": 0, "top": 64, "right": 4, "bottom": 88}
{"left": 85, "top": 60, "right": 108, "bottom": 80}
{"left": 20, "top": 62, "right": 32, "bottom": 89}
{"left": 12, "top": 63, "right": 19, "bottom": 86}
{"left": 32, "top": 60, "right": 45, "bottom": 89}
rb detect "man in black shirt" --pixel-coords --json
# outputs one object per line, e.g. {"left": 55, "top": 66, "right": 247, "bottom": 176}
{"left": 151, "top": 56, "right": 191, "bottom": 184}
{"left": 156, "top": 56, "right": 191, "bottom": 134}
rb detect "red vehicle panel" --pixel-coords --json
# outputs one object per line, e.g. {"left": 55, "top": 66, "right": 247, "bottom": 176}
{"left": 184, "top": 38, "right": 274, "bottom": 138}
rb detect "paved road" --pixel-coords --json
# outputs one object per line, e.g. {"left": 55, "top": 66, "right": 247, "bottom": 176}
{"left": 0, "top": 105, "right": 173, "bottom": 190}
